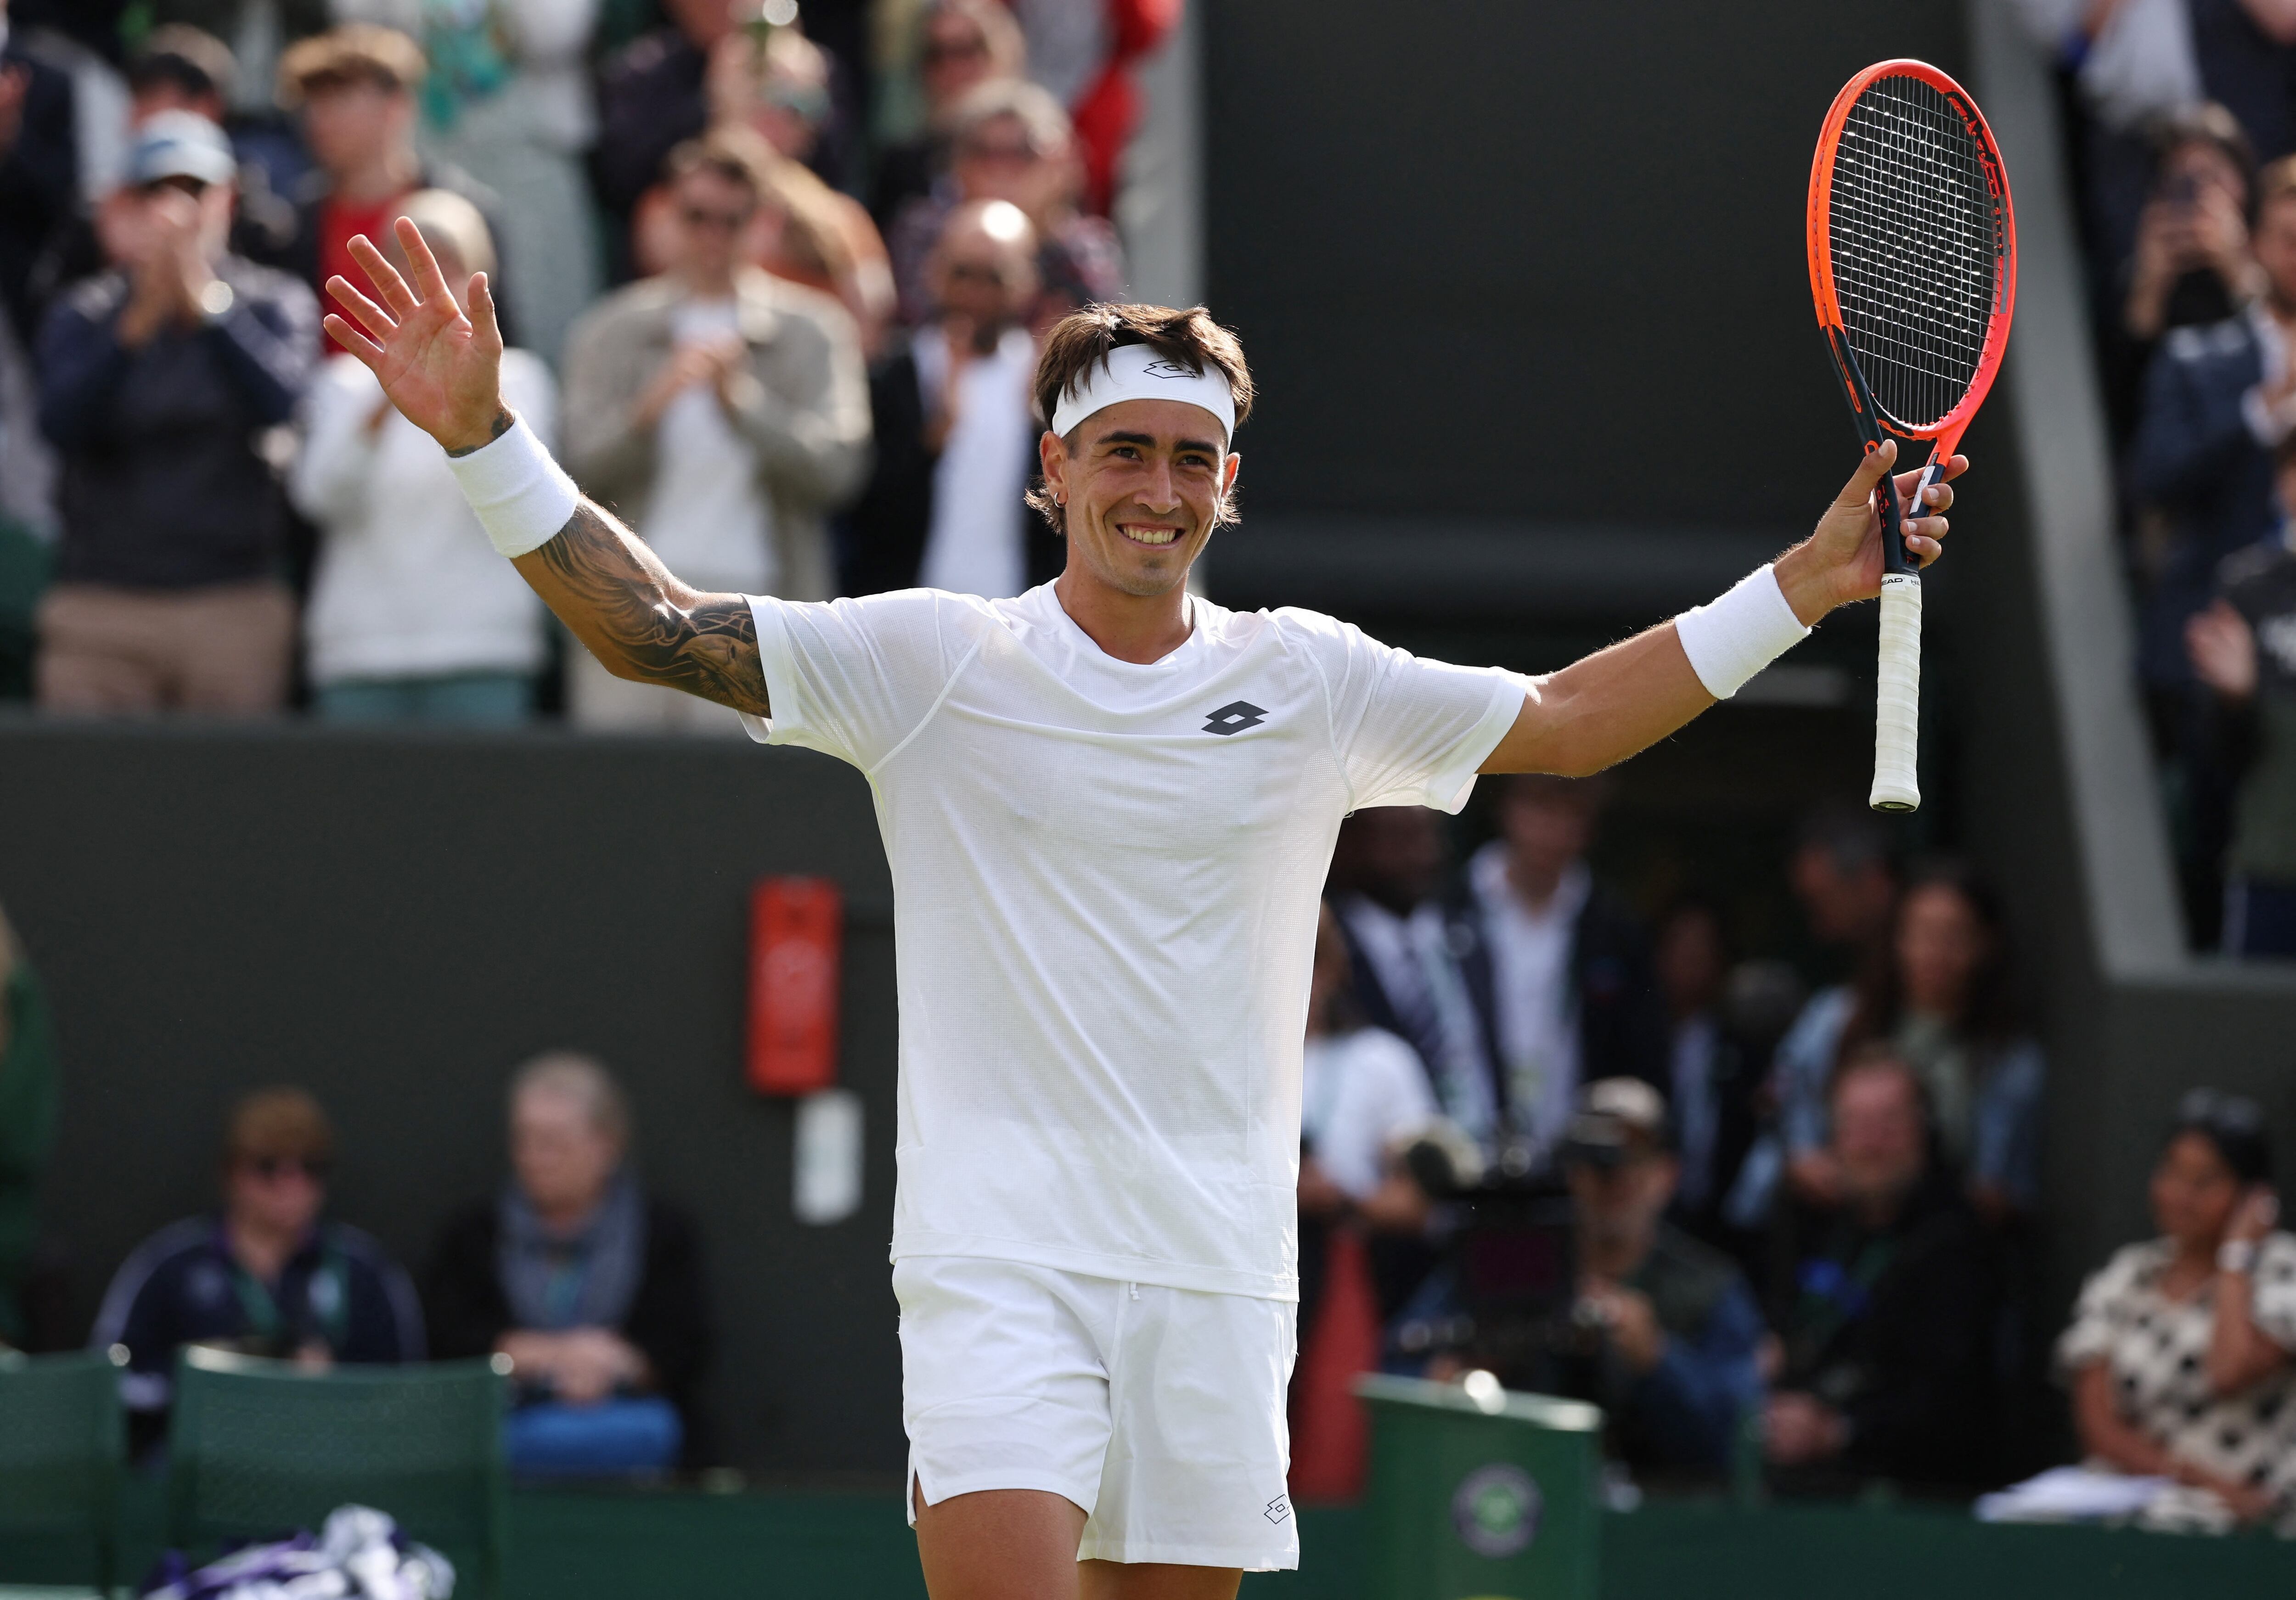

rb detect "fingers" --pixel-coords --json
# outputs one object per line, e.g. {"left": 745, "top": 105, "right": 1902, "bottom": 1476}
{"left": 347, "top": 232, "right": 420, "bottom": 319}
{"left": 468, "top": 271, "right": 505, "bottom": 359}
{"left": 395, "top": 215, "right": 455, "bottom": 307}
{"left": 321, "top": 312, "right": 386, "bottom": 365}
{"left": 326, "top": 274, "right": 398, "bottom": 342}
{"left": 1836, "top": 438, "right": 1898, "bottom": 508}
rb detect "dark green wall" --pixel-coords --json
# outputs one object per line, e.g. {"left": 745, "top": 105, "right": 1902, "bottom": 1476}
{"left": 0, "top": 725, "right": 907, "bottom": 1474}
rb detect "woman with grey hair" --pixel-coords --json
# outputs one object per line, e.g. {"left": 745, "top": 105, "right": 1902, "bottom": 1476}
{"left": 423, "top": 1052, "right": 710, "bottom": 1476}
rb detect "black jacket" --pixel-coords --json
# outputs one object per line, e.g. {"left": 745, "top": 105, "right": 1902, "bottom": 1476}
{"left": 0, "top": 39, "right": 77, "bottom": 346}
{"left": 1767, "top": 1167, "right": 2002, "bottom": 1491}
{"left": 840, "top": 333, "right": 1060, "bottom": 597}
{"left": 422, "top": 1196, "right": 712, "bottom": 1451}
{"left": 37, "top": 258, "right": 317, "bottom": 588}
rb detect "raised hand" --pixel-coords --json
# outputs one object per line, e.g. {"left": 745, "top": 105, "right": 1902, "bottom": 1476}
{"left": 322, "top": 215, "right": 509, "bottom": 454}
{"left": 1775, "top": 439, "right": 1966, "bottom": 623}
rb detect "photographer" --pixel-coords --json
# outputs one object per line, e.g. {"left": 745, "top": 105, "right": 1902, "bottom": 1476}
{"left": 1555, "top": 1079, "right": 1763, "bottom": 1478}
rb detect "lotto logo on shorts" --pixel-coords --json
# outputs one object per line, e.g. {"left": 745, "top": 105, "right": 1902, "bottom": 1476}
{"left": 1203, "top": 701, "right": 1267, "bottom": 735}
{"left": 1262, "top": 1495, "right": 1291, "bottom": 1524}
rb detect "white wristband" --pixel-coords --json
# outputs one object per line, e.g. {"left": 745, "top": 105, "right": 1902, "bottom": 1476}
{"left": 442, "top": 413, "right": 583, "bottom": 558}
{"left": 1674, "top": 563, "right": 1812, "bottom": 700}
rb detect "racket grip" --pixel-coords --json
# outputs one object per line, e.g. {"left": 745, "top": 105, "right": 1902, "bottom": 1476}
{"left": 1870, "top": 573, "right": 1921, "bottom": 812}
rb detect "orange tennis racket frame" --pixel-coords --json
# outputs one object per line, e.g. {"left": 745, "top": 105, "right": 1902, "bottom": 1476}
{"left": 1808, "top": 58, "right": 2016, "bottom": 493}
{"left": 1807, "top": 58, "right": 2015, "bottom": 812}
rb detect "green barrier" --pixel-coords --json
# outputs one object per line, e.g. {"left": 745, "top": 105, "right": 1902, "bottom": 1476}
{"left": 1356, "top": 1373, "right": 1601, "bottom": 1600}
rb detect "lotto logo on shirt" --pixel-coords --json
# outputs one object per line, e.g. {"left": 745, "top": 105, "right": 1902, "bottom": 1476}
{"left": 1203, "top": 701, "right": 1267, "bottom": 735}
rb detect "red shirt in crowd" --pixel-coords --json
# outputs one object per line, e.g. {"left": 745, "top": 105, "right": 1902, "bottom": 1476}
{"left": 315, "top": 191, "right": 407, "bottom": 305}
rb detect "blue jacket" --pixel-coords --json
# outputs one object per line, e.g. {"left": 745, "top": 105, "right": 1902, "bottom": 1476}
{"left": 90, "top": 1215, "right": 425, "bottom": 1415}
{"left": 36, "top": 257, "right": 316, "bottom": 589}
{"left": 2127, "top": 311, "right": 2283, "bottom": 688}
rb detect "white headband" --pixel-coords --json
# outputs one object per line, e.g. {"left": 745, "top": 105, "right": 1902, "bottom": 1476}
{"left": 1049, "top": 342, "right": 1236, "bottom": 446}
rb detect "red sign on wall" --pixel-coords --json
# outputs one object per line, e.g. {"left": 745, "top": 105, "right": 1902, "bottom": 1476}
{"left": 747, "top": 876, "right": 843, "bottom": 1096}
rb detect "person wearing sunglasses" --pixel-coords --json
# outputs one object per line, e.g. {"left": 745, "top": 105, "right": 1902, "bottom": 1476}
{"left": 2059, "top": 1089, "right": 2296, "bottom": 1532}
{"left": 870, "top": 0, "right": 1029, "bottom": 231}
{"left": 90, "top": 1087, "right": 424, "bottom": 1454}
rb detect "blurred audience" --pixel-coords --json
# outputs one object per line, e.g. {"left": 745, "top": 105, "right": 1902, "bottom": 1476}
{"left": 1764, "top": 1049, "right": 2001, "bottom": 1493}
{"left": 1653, "top": 896, "right": 1738, "bottom": 1221}
{"left": 845, "top": 196, "right": 1049, "bottom": 598}
{"left": 34, "top": 111, "right": 315, "bottom": 715}
{"left": 2060, "top": 1089, "right": 2296, "bottom": 1533}
{"left": 561, "top": 130, "right": 868, "bottom": 733}
{"left": 0, "top": 901, "right": 57, "bottom": 1351}
{"left": 1553, "top": 1078, "right": 1763, "bottom": 1479}
{"left": 1463, "top": 775, "right": 1668, "bottom": 1172}
{"left": 1330, "top": 806, "right": 1506, "bottom": 1163}
{"left": 425, "top": 1052, "right": 709, "bottom": 1477}
{"left": 408, "top": 0, "right": 602, "bottom": 366}
{"left": 126, "top": 24, "right": 304, "bottom": 269}
{"left": 888, "top": 78, "right": 1122, "bottom": 329}
{"left": 2190, "top": 432, "right": 2296, "bottom": 954}
{"left": 0, "top": 0, "right": 79, "bottom": 346}
{"left": 1801, "top": 864, "right": 2047, "bottom": 1221}
{"left": 92, "top": 1087, "right": 426, "bottom": 1448}
{"left": 593, "top": 0, "right": 744, "bottom": 277}
{"left": 704, "top": 22, "right": 894, "bottom": 351}
{"left": 271, "top": 25, "right": 512, "bottom": 341}
{"left": 291, "top": 190, "right": 552, "bottom": 724}
{"left": 869, "top": 0, "right": 1026, "bottom": 229}
{"left": 1008, "top": 0, "right": 1176, "bottom": 217}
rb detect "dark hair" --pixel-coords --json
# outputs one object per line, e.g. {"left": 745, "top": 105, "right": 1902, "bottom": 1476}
{"left": 2171, "top": 1088, "right": 2273, "bottom": 1185}
{"left": 1795, "top": 803, "right": 1898, "bottom": 881}
{"left": 2149, "top": 101, "right": 2258, "bottom": 213}
{"left": 664, "top": 128, "right": 771, "bottom": 200}
{"left": 131, "top": 24, "right": 236, "bottom": 104}
{"left": 1839, "top": 858, "right": 2020, "bottom": 1061}
{"left": 1025, "top": 303, "right": 1255, "bottom": 534}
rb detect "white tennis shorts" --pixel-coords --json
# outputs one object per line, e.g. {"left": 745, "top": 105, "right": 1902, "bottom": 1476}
{"left": 894, "top": 1255, "right": 1300, "bottom": 1570}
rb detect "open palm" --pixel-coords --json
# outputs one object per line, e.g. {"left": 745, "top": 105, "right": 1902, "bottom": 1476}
{"left": 321, "top": 216, "right": 507, "bottom": 454}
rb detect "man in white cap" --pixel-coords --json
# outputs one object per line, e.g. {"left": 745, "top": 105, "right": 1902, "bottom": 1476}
{"left": 34, "top": 110, "right": 315, "bottom": 714}
{"left": 321, "top": 217, "right": 1961, "bottom": 1597}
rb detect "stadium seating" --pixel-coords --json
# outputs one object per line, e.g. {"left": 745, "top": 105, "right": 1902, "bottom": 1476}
{"left": 0, "top": 1348, "right": 127, "bottom": 1596}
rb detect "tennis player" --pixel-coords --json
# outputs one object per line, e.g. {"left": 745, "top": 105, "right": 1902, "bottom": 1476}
{"left": 323, "top": 219, "right": 1958, "bottom": 1600}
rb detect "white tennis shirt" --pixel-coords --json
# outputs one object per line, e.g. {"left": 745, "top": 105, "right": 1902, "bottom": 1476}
{"left": 744, "top": 583, "right": 1530, "bottom": 1299}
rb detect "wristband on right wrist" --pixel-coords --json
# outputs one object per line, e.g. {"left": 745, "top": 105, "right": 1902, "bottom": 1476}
{"left": 1674, "top": 563, "right": 1812, "bottom": 700}
{"left": 442, "top": 411, "right": 583, "bottom": 558}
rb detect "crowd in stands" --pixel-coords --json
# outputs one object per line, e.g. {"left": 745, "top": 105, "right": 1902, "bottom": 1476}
{"left": 0, "top": 0, "right": 1161, "bottom": 730}
{"left": 2015, "top": 0, "right": 2296, "bottom": 956}
{"left": 1288, "top": 787, "right": 2293, "bottom": 1532}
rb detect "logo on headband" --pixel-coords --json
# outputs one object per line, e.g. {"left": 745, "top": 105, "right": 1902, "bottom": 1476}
{"left": 1141, "top": 360, "right": 1197, "bottom": 381}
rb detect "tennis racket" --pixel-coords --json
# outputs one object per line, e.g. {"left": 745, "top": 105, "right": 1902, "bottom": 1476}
{"left": 1808, "top": 60, "right": 2017, "bottom": 812}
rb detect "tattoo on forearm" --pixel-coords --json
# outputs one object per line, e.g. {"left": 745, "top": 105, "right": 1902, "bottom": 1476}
{"left": 445, "top": 407, "right": 516, "bottom": 457}
{"left": 533, "top": 504, "right": 770, "bottom": 715}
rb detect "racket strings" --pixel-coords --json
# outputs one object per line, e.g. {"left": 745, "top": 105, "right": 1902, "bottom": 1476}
{"left": 1829, "top": 76, "right": 2003, "bottom": 430}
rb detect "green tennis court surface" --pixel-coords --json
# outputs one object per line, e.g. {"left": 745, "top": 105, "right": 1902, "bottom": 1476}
{"left": 7, "top": 1486, "right": 2295, "bottom": 1599}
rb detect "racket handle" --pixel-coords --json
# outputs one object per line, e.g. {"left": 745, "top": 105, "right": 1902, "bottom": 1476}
{"left": 1870, "top": 572, "right": 1921, "bottom": 812}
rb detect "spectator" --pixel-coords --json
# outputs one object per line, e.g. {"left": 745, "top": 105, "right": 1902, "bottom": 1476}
{"left": 0, "top": 0, "right": 79, "bottom": 346}
{"left": 34, "top": 111, "right": 315, "bottom": 716}
{"left": 1654, "top": 896, "right": 1745, "bottom": 1222}
{"left": 1298, "top": 898, "right": 1437, "bottom": 1309}
{"left": 291, "top": 190, "right": 552, "bottom": 724}
{"left": 844, "top": 197, "right": 1052, "bottom": 598}
{"left": 869, "top": 0, "right": 1027, "bottom": 230}
{"left": 271, "top": 25, "right": 507, "bottom": 337}
{"left": 0, "top": 900, "right": 57, "bottom": 1350}
{"left": 91, "top": 1088, "right": 425, "bottom": 1448}
{"left": 1008, "top": 0, "right": 1176, "bottom": 217}
{"left": 1764, "top": 1049, "right": 2001, "bottom": 1493}
{"left": 125, "top": 25, "right": 303, "bottom": 268}
{"left": 2059, "top": 1089, "right": 2296, "bottom": 1533}
{"left": 1553, "top": 1078, "right": 1763, "bottom": 1479}
{"left": 1462, "top": 775, "right": 1669, "bottom": 1171}
{"left": 1760, "top": 807, "right": 1899, "bottom": 1211}
{"left": 411, "top": 0, "right": 603, "bottom": 365}
{"left": 592, "top": 0, "right": 738, "bottom": 280}
{"left": 1801, "top": 864, "right": 2048, "bottom": 1220}
{"left": 2123, "top": 105, "right": 2260, "bottom": 352}
{"left": 704, "top": 23, "right": 894, "bottom": 351}
{"left": 888, "top": 78, "right": 1123, "bottom": 330}
{"left": 425, "top": 1053, "right": 709, "bottom": 1477}
{"left": 2190, "top": 432, "right": 2296, "bottom": 954}
{"left": 560, "top": 131, "right": 868, "bottom": 734}
{"left": 1329, "top": 806, "right": 1505, "bottom": 1160}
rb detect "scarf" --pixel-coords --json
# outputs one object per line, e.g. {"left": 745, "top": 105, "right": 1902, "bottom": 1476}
{"left": 497, "top": 1168, "right": 647, "bottom": 1332}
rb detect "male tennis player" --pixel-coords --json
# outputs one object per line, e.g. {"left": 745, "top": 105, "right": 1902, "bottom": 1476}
{"left": 322, "top": 219, "right": 1958, "bottom": 1600}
